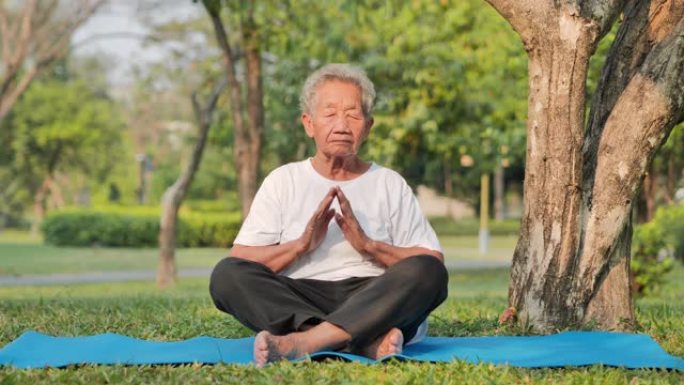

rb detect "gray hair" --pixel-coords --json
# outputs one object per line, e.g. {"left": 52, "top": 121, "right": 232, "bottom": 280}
{"left": 299, "top": 63, "right": 376, "bottom": 117}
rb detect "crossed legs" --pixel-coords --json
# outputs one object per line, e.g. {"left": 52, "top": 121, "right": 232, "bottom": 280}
{"left": 209, "top": 255, "right": 448, "bottom": 366}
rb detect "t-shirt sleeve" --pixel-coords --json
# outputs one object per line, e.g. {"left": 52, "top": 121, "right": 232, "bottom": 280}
{"left": 233, "top": 172, "right": 282, "bottom": 246}
{"left": 389, "top": 179, "right": 442, "bottom": 253}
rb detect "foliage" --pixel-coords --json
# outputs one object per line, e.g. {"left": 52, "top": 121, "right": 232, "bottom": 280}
{"left": 0, "top": 61, "right": 125, "bottom": 224}
{"left": 185, "top": 0, "right": 529, "bottom": 204}
{"left": 41, "top": 208, "right": 241, "bottom": 248}
{"left": 0, "top": 0, "right": 101, "bottom": 122}
{"left": 10, "top": 78, "right": 123, "bottom": 181}
{"left": 362, "top": 0, "right": 527, "bottom": 196}
{"left": 630, "top": 222, "right": 674, "bottom": 296}
{"left": 254, "top": 0, "right": 529, "bottom": 201}
{"left": 652, "top": 203, "right": 684, "bottom": 262}
{"left": 630, "top": 203, "right": 684, "bottom": 296}
{"left": 1, "top": 266, "right": 683, "bottom": 383}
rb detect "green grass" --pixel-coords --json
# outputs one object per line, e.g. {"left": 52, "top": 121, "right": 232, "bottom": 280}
{"left": 0, "top": 233, "right": 513, "bottom": 276}
{"left": 1, "top": 266, "right": 683, "bottom": 384}
{"left": 0, "top": 243, "right": 227, "bottom": 276}
{"left": 0, "top": 229, "right": 42, "bottom": 244}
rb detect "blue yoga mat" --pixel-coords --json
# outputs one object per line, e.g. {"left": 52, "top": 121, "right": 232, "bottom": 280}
{"left": 1, "top": 330, "right": 682, "bottom": 369}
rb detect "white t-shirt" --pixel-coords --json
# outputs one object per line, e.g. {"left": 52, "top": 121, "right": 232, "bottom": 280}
{"left": 233, "top": 159, "right": 442, "bottom": 281}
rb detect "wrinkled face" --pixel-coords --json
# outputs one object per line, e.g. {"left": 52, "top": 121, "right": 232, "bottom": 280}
{"left": 301, "top": 80, "right": 373, "bottom": 158}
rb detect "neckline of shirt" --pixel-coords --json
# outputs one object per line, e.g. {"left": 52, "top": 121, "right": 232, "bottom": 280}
{"left": 305, "top": 158, "right": 377, "bottom": 185}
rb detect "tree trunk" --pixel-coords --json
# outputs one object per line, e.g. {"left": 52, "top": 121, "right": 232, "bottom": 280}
{"left": 444, "top": 156, "right": 453, "bottom": 197}
{"left": 241, "top": 4, "right": 264, "bottom": 217}
{"left": 665, "top": 156, "right": 676, "bottom": 203}
{"left": 156, "top": 80, "right": 225, "bottom": 288}
{"left": 157, "top": 195, "right": 180, "bottom": 288}
{"left": 507, "top": 25, "right": 593, "bottom": 330}
{"left": 31, "top": 178, "right": 49, "bottom": 236}
{"left": 643, "top": 167, "right": 657, "bottom": 221}
{"left": 204, "top": 1, "right": 263, "bottom": 218}
{"left": 46, "top": 177, "right": 65, "bottom": 209}
{"left": 486, "top": 0, "right": 684, "bottom": 331}
{"left": 494, "top": 162, "right": 505, "bottom": 220}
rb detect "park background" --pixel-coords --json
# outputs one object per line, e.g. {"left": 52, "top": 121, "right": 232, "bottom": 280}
{"left": 0, "top": 0, "right": 683, "bottom": 383}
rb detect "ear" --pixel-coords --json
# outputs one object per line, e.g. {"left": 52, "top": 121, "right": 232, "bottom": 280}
{"left": 362, "top": 116, "right": 374, "bottom": 141}
{"left": 301, "top": 112, "right": 315, "bottom": 138}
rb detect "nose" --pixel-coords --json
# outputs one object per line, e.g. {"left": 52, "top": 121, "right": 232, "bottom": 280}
{"left": 331, "top": 114, "right": 352, "bottom": 134}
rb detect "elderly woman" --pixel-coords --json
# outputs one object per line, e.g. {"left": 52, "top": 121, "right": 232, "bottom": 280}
{"left": 210, "top": 64, "right": 448, "bottom": 366}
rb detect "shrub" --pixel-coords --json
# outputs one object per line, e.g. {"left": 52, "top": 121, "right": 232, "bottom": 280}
{"left": 631, "top": 221, "right": 675, "bottom": 296}
{"left": 41, "top": 208, "right": 241, "bottom": 248}
{"left": 653, "top": 203, "right": 684, "bottom": 262}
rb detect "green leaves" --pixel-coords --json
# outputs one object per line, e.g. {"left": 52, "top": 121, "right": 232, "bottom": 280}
{"left": 10, "top": 78, "right": 123, "bottom": 179}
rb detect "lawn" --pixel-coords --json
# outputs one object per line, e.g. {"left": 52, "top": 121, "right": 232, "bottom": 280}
{"left": 0, "top": 264, "right": 682, "bottom": 384}
{"left": 0, "top": 232, "right": 515, "bottom": 277}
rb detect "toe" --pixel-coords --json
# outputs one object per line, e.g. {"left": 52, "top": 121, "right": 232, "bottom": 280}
{"left": 253, "top": 331, "right": 270, "bottom": 367}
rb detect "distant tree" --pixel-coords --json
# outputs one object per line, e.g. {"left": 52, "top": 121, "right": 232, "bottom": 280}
{"left": 0, "top": 0, "right": 104, "bottom": 123}
{"left": 9, "top": 78, "right": 123, "bottom": 233}
{"left": 201, "top": 0, "right": 264, "bottom": 218}
{"left": 486, "top": 0, "right": 684, "bottom": 331}
{"left": 157, "top": 79, "right": 225, "bottom": 288}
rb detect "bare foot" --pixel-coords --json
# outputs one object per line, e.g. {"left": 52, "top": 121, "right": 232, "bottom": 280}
{"left": 253, "top": 331, "right": 306, "bottom": 367}
{"left": 361, "top": 328, "right": 403, "bottom": 359}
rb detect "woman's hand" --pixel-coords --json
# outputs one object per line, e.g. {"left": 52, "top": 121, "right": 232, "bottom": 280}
{"left": 297, "top": 187, "right": 337, "bottom": 255}
{"left": 333, "top": 186, "right": 373, "bottom": 254}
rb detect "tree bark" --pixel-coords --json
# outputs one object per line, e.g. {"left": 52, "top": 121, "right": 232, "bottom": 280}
{"left": 31, "top": 177, "right": 49, "bottom": 236}
{"left": 241, "top": 3, "right": 264, "bottom": 217}
{"left": 494, "top": 162, "right": 505, "bottom": 220}
{"left": 643, "top": 167, "right": 657, "bottom": 221}
{"left": 485, "top": 0, "right": 684, "bottom": 331}
{"left": 665, "top": 156, "right": 676, "bottom": 203}
{"left": 504, "top": 2, "right": 601, "bottom": 330}
{"left": 156, "top": 80, "right": 225, "bottom": 288}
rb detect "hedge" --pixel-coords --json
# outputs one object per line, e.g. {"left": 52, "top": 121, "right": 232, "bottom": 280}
{"left": 41, "top": 208, "right": 241, "bottom": 248}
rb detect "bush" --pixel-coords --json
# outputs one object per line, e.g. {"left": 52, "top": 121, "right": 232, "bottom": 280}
{"left": 41, "top": 208, "right": 241, "bottom": 248}
{"left": 653, "top": 203, "right": 684, "bottom": 262}
{"left": 428, "top": 217, "right": 520, "bottom": 236}
{"left": 630, "top": 221, "right": 674, "bottom": 296}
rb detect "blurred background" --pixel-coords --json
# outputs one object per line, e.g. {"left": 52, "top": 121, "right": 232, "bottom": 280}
{"left": 0, "top": 0, "right": 682, "bottom": 293}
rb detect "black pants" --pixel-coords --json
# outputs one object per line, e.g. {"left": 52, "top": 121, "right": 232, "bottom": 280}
{"left": 209, "top": 254, "right": 448, "bottom": 350}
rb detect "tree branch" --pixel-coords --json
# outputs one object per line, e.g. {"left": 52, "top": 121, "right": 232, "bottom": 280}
{"left": 577, "top": 17, "right": 684, "bottom": 311}
{"left": 482, "top": 0, "right": 550, "bottom": 47}
{"left": 0, "top": 6, "right": 11, "bottom": 65}
{"left": 0, "top": 0, "right": 106, "bottom": 122}
{"left": 642, "top": 17, "right": 684, "bottom": 123}
{"left": 11, "top": 0, "right": 38, "bottom": 69}
{"left": 0, "top": 65, "right": 38, "bottom": 121}
{"left": 582, "top": 0, "right": 684, "bottom": 208}
{"left": 578, "top": 0, "right": 628, "bottom": 39}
